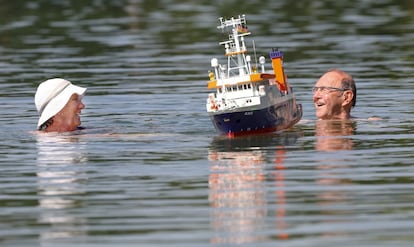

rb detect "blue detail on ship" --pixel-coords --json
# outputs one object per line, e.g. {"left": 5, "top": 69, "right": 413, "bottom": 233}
{"left": 269, "top": 50, "right": 283, "bottom": 59}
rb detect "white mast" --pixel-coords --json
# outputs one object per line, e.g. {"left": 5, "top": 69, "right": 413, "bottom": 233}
{"left": 217, "top": 15, "right": 251, "bottom": 78}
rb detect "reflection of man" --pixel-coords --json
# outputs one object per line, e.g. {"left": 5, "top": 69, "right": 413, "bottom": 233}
{"left": 315, "top": 120, "right": 355, "bottom": 151}
{"left": 313, "top": 69, "right": 356, "bottom": 120}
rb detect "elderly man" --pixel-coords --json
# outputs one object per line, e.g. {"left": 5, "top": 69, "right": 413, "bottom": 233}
{"left": 35, "top": 78, "right": 87, "bottom": 132}
{"left": 313, "top": 69, "right": 356, "bottom": 120}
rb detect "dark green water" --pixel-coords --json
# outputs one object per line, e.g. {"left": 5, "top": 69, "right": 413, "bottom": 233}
{"left": 0, "top": 0, "right": 413, "bottom": 246}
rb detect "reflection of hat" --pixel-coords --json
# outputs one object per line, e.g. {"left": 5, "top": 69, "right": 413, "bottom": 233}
{"left": 35, "top": 78, "right": 87, "bottom": 128}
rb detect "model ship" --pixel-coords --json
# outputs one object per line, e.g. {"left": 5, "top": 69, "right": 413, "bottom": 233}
{"left": 206, "top": 15, "right": 302, "bottom": 137}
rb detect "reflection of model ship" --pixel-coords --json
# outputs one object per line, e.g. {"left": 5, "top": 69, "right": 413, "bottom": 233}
{"left": 206, "top": 15, "right": 302, "bottom": 137}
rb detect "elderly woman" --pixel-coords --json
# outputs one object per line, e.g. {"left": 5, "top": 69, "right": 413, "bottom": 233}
{"left": 35, "top": 78, "right": 87, "bottom": 132}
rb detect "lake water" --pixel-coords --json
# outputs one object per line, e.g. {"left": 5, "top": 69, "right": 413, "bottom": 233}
{"left": 1, "top": 0, "right": 413, "bottom": 246}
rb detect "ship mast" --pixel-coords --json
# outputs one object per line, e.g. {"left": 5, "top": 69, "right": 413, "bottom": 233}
{"left": 217, "top": 15, "right": 251, "bottom": 78}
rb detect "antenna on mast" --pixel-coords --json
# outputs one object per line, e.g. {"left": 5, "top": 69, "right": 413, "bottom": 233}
{"left": 253, "top": 40, "right": 258, "bottom": 71}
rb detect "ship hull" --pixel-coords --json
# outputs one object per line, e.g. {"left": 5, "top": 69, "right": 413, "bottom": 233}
{"left": 209, "top": 97, "right": 302, "bottom": 136}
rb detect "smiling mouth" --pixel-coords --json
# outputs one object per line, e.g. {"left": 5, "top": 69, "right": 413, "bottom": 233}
{"left": 315, "top": 102, "right": 324, "bottom": 107}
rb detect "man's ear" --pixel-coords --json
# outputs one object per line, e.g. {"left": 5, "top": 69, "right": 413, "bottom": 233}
{"left": 342, "top": 90, "right": 354, "bottom": 107}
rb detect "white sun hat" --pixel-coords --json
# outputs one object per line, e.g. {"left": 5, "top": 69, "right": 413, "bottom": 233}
{"left": 35, "top": 78, "right": 87, "bottom": 129}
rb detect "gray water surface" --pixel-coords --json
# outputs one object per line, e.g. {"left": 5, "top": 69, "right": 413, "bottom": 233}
{"left": 1, "top": 1, "right": 413, "bottom": 246}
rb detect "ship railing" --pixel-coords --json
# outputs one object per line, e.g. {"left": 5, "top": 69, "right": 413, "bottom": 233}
{"left": 227, "top": 65, "right": 248, "bottom": 77}
{"left": 217, "top": 15, "right": 247, "bottom": 30}
{"left": 223, "top": 98, "right": 239, "bottom": 110}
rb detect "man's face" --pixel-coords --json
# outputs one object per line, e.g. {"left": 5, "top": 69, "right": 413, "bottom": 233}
{"left": 313, "top": 72, "right": 346, "bottom": 120}
{"left": 54, "top": 94, "right": 85, "bottom": 131}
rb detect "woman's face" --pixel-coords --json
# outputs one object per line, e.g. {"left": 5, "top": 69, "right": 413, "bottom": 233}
{"left": 52, "top": 94, "right": 85, "bottom": 132}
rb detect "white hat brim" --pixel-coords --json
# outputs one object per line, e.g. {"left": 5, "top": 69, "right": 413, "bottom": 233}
{"left": 37, "top": 84, "right": 87, "bottom": 128}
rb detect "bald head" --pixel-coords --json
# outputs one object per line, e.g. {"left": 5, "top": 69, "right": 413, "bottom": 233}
{"left": 313, "top": 69, "right": 357, "bottom": 120}
{"left": 325, "top": 69, "right": 356, "bottom": 107}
